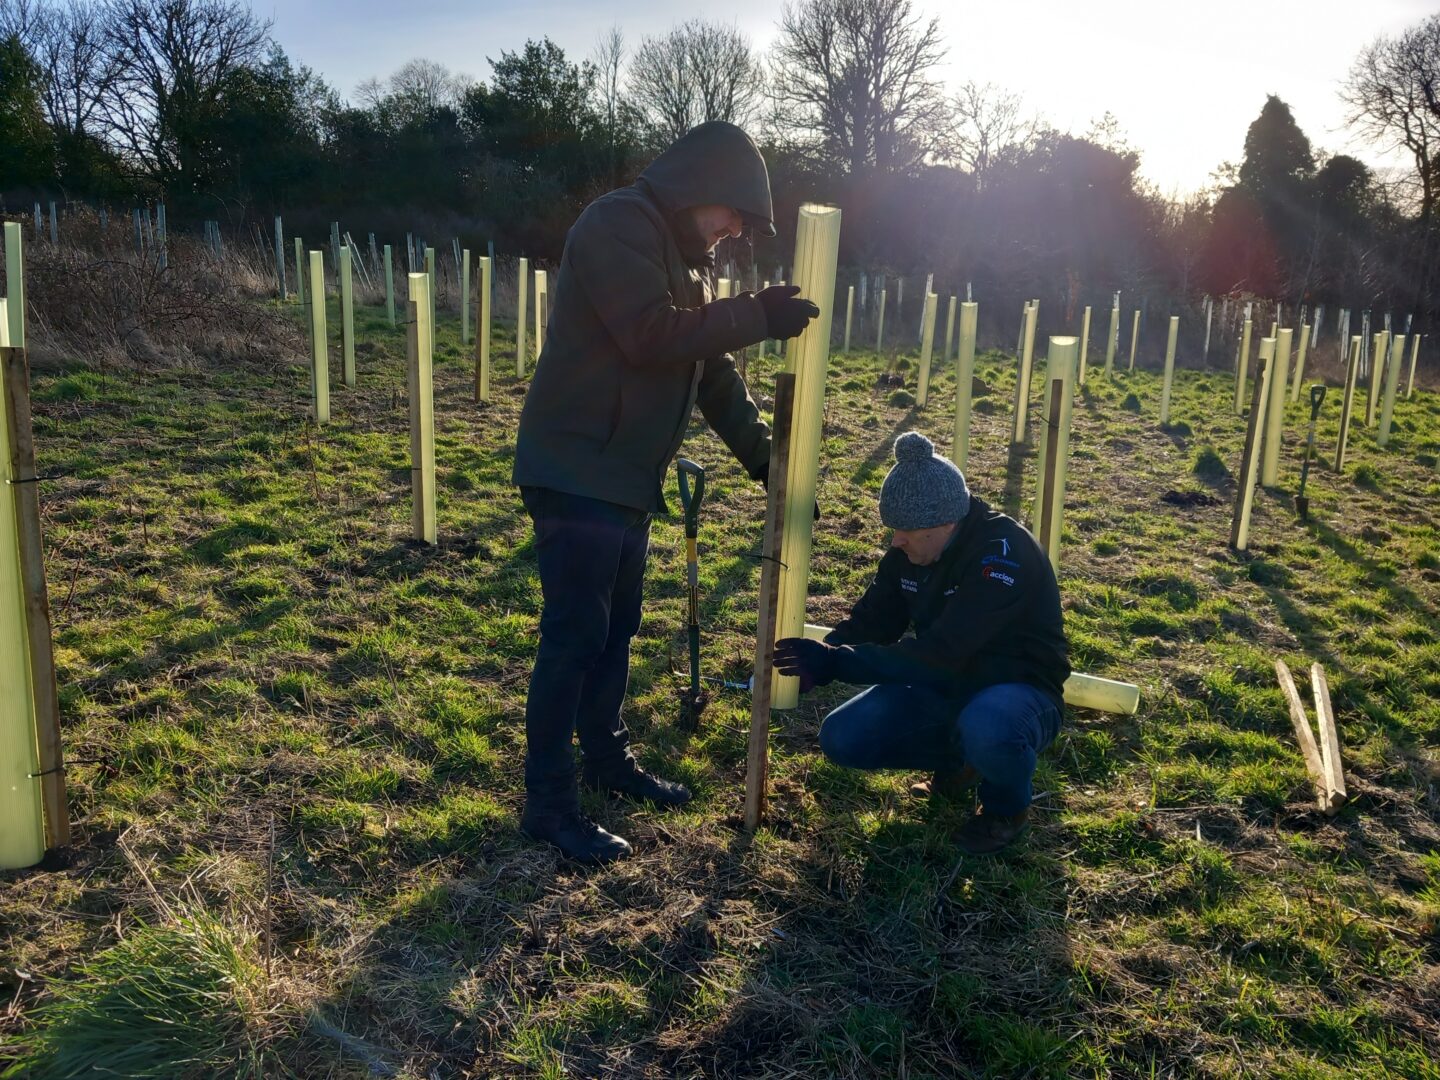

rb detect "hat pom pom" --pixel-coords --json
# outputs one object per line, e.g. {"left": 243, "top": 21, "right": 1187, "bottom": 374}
{"left": 894, "top": 431, "right": 934, "bottom": 462}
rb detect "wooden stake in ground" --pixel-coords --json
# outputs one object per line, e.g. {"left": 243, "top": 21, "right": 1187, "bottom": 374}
{"left": 1275, "top": 660, "right": 1331, "bottom": 813}
{"left": 952, "top": 301, "right": 979, "bottom": 470}
{"left": 339, "top": 246, "right": 356, "bottom": 388}
{"left": 1159, "top": 315, "right": 1179, "bottom": 425}
{"left": 1311, "top": 664, "right": 1346, "bottom": 811}
{"left": 744, "top": 372, "right": 795, "bottom": 832}
{"left": 1, "top": 345, "right": 69, "bottom": 858}
{"left": 916, "top": 291, "right": 938, "bottom": 407}
{"left": 1230, "top": 340, "right": 1274, "bottom": 551}
{"left": 1234, "top": 317, "right": 1253, "bottom": 414}
{"left": 407, "top": 274, "right": 436, "bottom": 545}
{"left": 517, "top": 257, "right": 529, "bottom": 377}
{"left": 1377, "top": 333, "right": 1405, "bottom": 447}
{"left": 475, "top": 255, "right": 491, "bottom": 403}
{"left": 1011, "top": 300, "right": 1038, "bottom": 443}
{"left": 774, "top": 204, "right": 841, "bottom": 710}
{"left": 1031, "top": 336, "right": 1078, "bottom": 573}
{"left": 307, "top": 251, "right": 329, "bottom": 424}
{"left": 1261, "top": 328, "right": 1293, "bottom": 487}
{"left": 1334, "top": 335, "right": 1361, "bottom": 472}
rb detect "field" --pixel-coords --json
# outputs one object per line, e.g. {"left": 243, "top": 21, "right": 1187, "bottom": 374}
{"left": 2, "top": 296, "right": 1439, "bottom": 1078}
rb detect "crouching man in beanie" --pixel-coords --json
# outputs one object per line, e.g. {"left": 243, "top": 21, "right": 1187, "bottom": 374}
{"left": 773, "top": 432, "right": 1069, "bottom": 854}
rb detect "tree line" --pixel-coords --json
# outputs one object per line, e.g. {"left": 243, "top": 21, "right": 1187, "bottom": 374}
{"left": 2, "top": 0, "right": 1437, "bottom": 321}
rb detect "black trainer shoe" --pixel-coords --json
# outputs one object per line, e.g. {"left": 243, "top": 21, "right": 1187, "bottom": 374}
{"left": 520, "top": 806, "right": 632, "bottom": 866}
{"left": 582, "top": 765, "right": 692, "bottom": 808}
{"left": 955, "top": 807, "right": 1030, "bottom": 855}
{"left": 908, "top": 764, "right": 979, "bottom": 801}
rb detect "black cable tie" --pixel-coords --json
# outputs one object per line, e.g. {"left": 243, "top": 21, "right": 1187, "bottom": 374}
{"left": 746, "top": 551, "right": 789, "bottom": 569}
{"left": 28, "top": 765, "right": 66, "bottom": 778}
{"left": 9, "top": 473, "right": 65, "bottom": 484}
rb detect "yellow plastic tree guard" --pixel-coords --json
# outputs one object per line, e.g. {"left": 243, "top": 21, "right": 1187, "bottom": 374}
{"left": 461, "top": 249, "right": 471, "bottom": 345}
{"left": 1234, "top": 339, "right": 1275, "bottom": 550}
{"left": 843, "top": 285, "right": 854, "bottom": 354}
{"left": 1261, "top": 328, "right": 1292, "bottom": 486}
{"left": 1234, "top": 317, "right": 1253, "bottom": 414}
{"left": 1078, "top": 305, "right": 1092, "bottom": 385}
{"left": 1104, "top": 300, "right": 1119, "bottom": 373}
{"left": 943, "top": 295, "right": 956, "bottom": 364}
{"left": 294, "top": 237, "right": 305, "bottom": 307}
{"left": 339, "top": 247, "right": 356, "bottom": 388}
{"left": 1405, "top": 334, "right": 1421, "bottom": 400}
{"left": 534, "top": 269, "right": 548, "bottom": 361}
{"left": 1127, "top": 310, "right": 1140, "bottom": 371}
{"left": 1159, "top": 315, "right": 1179, "bottom": 425}
{"left": 1378, "top": 334, "right": 1405, "bottom": 447}
{"left": 874, "top": 287, "right": 886, "bottom": 354}
{"left": 1334, "top": 335, "right": 1361, "bottom": 472}
{"left": 774, "top": 204, "right": 841, "bottom": 709}
{"left": 916, "top": 292, "right": 938, "bottom": 407}
{"left": 308, "top": 251, "right": 329, "bottom": 424}
{"left": 1012, "top": 301, "right": 1038, "bottom": 443}
{"left": 1366, "top": 331, "right": 1388, "bottom": 427}
{"left": 384, "top": 245, "right": 395, "bottom": 327}
{"left": 952, "top": 301, "right": 979, "bottom": 470}
{"left": 408, "top": 273, "right": 436, "bottom": 544}
{"left": 3, "top": 223, "right": 23, "bottom": 348}
{"left": 1031, "top": 337, "right": 1078, "bottom": 572}
{"left": 475, "top": 256, "right": 492, "bottom": 403}
{"left": 1289, "top": 322, "right": 1310, "bottom": 403}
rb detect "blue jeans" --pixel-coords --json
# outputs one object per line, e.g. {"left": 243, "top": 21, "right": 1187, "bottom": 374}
{"left": 521, "top": 487, "right": 647, "bottom": 809}
{"left": 818, "top": 682, "right": 1062, "bottom": 816}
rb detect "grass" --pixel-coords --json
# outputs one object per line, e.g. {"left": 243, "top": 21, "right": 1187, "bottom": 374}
{"left": 2, "top": 295, "right": 1439, "bottom": 1077}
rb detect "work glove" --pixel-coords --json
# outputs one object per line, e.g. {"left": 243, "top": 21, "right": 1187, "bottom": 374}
{"left": 772, "top": 637, "right": 838, "bottom": 694}
{"left": 755, "top": 468, "right": 820, "bottom": 521}
{"left": 757, "top": 285, "right": 820, "bottom": 341}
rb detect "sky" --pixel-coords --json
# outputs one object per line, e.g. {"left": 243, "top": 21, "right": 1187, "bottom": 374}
{"left": 261, "top": 0, "right": 1433, "bottom": 196}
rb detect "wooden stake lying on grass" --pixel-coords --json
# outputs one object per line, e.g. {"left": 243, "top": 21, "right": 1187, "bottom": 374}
{"left": 744, "top": 372, "right": 795, "bottom": 832}
{"left": 1275, "top": 660, "right": 1330, "bottom": 812}
{"left": 1311, "top": 663, "right": 1346, "bottom": 811}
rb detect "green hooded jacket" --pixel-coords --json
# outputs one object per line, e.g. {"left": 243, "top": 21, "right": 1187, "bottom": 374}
{"left": 513, "top": 121, "right": 776, "bottom": 512}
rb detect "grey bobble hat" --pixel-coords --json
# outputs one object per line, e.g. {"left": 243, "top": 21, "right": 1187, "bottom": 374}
{"left": 879, "top": 432, "right": 971, "bottom": 530}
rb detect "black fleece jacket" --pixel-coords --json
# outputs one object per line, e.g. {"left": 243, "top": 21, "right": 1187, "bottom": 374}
{"left": 824, "top": 497, "right": 1070, "bottom": 704}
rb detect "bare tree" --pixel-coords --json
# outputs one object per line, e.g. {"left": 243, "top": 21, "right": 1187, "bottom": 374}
{"left": 945, "top": 80, "right": 1037, "bottom": 190}
{"left": 590, "top": 25, "right": 627, "bottom": 183}
{"left": 20, "top": 1, "right": 122, "bottom": 137}
{"left": 1341, "top": 14, "right": 1440, "bottom": 223}
{"left": 771, "top": 0, "right": 947, "bottom": 176}
{"left": 98, "top": 0, "right": 270, "bottom": 189}
{"left": 628, "top": 20, "right": 764, "bottom": 144}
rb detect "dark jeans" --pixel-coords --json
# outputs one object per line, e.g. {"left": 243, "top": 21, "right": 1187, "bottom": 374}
{"left": 818, "top": 682, "right": 1062, "bottom": 816}
{"left": 521, "top": 486, "right": 649, "bottom": 810}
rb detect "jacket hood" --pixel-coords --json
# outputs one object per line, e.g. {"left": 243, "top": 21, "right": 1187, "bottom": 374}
{"left": 637, "top": 121, "right": 776, "bottom": 238}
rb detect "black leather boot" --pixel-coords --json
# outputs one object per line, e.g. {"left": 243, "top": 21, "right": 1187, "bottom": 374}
{"left": 582, "top": 763, "right": 692, "bottom": 808}
{"left": 520, "top": 803, "right": 632, "bottom": 866}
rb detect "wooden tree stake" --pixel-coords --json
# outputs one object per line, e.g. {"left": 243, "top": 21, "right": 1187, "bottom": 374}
{"left": 1311, "top": 664, "right": 1346, "bottom": 812}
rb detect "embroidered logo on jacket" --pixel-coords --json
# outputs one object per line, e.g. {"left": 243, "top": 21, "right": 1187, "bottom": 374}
{"left": 982, "top": 566, "right": 1016, "bottom": 586}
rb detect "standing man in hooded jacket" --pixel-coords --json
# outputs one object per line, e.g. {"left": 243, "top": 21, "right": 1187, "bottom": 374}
{"left": 512, "top": 121, "right": 819, "bottom": 865}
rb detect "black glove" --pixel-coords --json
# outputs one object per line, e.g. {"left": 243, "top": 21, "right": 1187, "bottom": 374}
{"left": 755, "top": 468, "right": 821, "bottom": 521}
{"left": 772, "top": 637, "right": 837, "bottom": 694}
{"left": 757, "top": 285, "right": 820, "bottom": 341}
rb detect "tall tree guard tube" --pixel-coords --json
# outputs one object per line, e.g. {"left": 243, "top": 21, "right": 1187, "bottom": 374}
{"left": 773, "top": 204, "right": 841, "bottom": 710}
{"left": 1405, "top": 334, "right": 1421, "bottom": 399}
{"left": 916, "top": 292, "right": 938, "bottom": 407}
{"left": 308, "top": 252, "right": 329, "bottom": 424}
{"left": 952, "top": 301, "right": 979, "bottom": 470}
{"left": 384, "top": 245, "right": 395, "bottom": 327}
{"left": 1234, "top": 317, "right": 1254, "bottom": 413}
{"left": 1031, "top": 336, "right": 1078, "bottom": 573}
{"left": 943, "top": 295, "right": 956, "bottom": 363}
{"left": 1377, "top": 334, "right": 1406, "bottom": 447}
{"left": 874, "top": 287, "right": 886, "bottom": 355}
{"left": 274, "top": 216, "right": 286, "bottom": 300}
{"left": 1289, "top": 322, "right": 1311, "bottom": 403}
{"left": 475, "top": 256, "right": 492, "bottom": 403}
{"left": 1011, "top": 300, "right": 1038, "bottom": 443}
{"left": 1334, "top": 335, "right": 1361, "bottom": 472}
{"left": 1077, "top": 305, "right": 1092, "bottom": 385}
{"left": 461, "top": 249, "right": 471, "bottom": 345}
{"left": 1261, "top": 328, "right": 1293, "bottom": 486}
{"left": 294, "top": 238, "right": 305, "bottom": 307}
{"left": 534, "top": 269, "right": 548, "bottom": 361}
{"left": 339, "top": 247, "right": 356, "bottom": 388}
{"left": 1230, "top": 339, "right": 1275, "bottom": 551}
{"left": 1127, "top": 310, "right": 1140, "bottom": 371}
{"left": 3, "top": 224, "right": 23, "bottom": 348}
{"left": 408, "top": 274, "right": 436, "bottom": 544}
{"left": 424, "top": 247, "right": 436, "bottom": 332}
{"left": 1104, "top": 297, "right": 1119, "bottom": 373}
{"left": 1366, "top": 331, "right": 1388, "bottom": 427}
{"left": 1159, "top": 315, "right": 1179, "bottom": 425}
{"left": 843, "top": 285, "right": 854, "bottom": 353}
{"left": 517, "top": 257, "right": 529, "bottom": 377}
